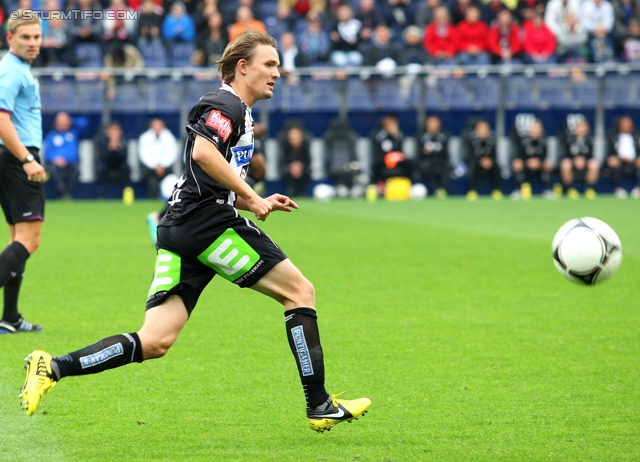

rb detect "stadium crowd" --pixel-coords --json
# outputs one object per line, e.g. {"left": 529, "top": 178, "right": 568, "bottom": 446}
{"left": 1, "top": 0, "right": 640, "bottom": 68}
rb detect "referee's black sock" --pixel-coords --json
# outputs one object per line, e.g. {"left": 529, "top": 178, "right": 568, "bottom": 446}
{"left": 284, "top": 308, "right": 330, "bottom": 410}
{"left": 51, "top": 333, "right": 144, "bottom": 380}
{"left": 0, "top": 242, "right": 30, "bottom": 324}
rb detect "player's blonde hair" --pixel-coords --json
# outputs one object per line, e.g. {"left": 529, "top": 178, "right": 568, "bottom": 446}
{"left": 217, "top": 30, "right": 277, "bottom": 83}
{"left": 6, "top": 9, "right": 42, "bottom": 34}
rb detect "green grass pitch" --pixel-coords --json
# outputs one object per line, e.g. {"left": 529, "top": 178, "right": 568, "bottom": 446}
{"left": 1, "top": 196, "right": 639, "bottom": 461}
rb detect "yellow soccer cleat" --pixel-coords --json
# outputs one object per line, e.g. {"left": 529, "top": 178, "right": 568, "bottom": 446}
{"left": 20, "top": 350, "right": 57, "bottom": 416}
{"left": 435, "top": 188, "right": 448, "bottom": 199}
{"left": 466, "top": 190, "right": 478, "bottom": 201}
{"left": 585, "top": 187, "right": 597, "bottom": 199}
{"left": 567, "top": 187, "right": 580, "bottom": 199}
{"left": 521, "top": 182, "right": 532, "bottom": 200}
{"left": 307, "top": 393, "right": 371, "bottom": 433}
{"left": 491, "top": 189, "right": 503, "bottom": 200}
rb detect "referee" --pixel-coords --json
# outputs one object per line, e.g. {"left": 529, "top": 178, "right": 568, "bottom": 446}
{"left": 0, "top": 10, "right": 47, "bottom": 334}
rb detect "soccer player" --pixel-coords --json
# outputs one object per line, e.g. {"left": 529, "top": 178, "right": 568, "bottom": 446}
{"left": 558, "top": 119, "right": 599, "bottom": 199}
{"left": 0, "top": 10, "right": 47, "bottom": 334}
{"left": 21, "top": 30, "right": 371, "bottom": 433}
{"left": 465, "top": 120, "right": 503, "bottom": 201}
{"left": 510, "top": 118, "right": 554, "bottom": 200}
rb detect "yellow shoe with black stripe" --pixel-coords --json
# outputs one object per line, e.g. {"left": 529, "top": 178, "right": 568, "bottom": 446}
{"left": 307, "top": 393, "right": 371, "bottom": 433}
{"left": 20, "top": 350, "right": 57, "bottom": 416}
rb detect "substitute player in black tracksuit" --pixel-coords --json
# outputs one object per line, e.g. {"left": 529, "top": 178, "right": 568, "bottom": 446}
{"left": 465, "top": 120, "right": 502, "bottom": 200}
{"left": 511, "top": 118, "right": 554, "bottom": 198}
{"left": 416, "top": 115, "right": 450, "bottom": 197}
{"left": 21, "top": 30, "right": 371, "bottom": 433}
{"left": 558, "top": 119, "right": 599, "bottom": 198}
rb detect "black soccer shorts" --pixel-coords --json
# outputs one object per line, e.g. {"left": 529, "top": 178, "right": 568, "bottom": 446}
{"left": 146, "top": 203, "right": 288, "bottom": 314}
{"left": 0, "top": 147, "right": 45, "bottom": 225}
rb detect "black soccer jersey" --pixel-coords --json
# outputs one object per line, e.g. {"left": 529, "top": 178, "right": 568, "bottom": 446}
{"left": 419, "top": 131, "right": 449, "bottom": 162}
{"left": 563, "top": 135, "right": 593, "bottom": 160}
{"left": 517, "top": 136, "right": 547, "bottom": 160}
{"left": 468, "top": 133, "right": 497, "bottom": 161}
{"left": 160, "top": 83, "right": 255, "bottom": 226}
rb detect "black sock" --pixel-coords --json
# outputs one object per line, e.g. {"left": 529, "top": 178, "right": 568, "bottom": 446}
{"left": 284, "top": 308, "right": 330, "bottom": 410}
{"left": 52, "top": 333, "right": 144, "bottom": 380}
{"left": 0, "top": 242, "right": 29, "bottom": 323}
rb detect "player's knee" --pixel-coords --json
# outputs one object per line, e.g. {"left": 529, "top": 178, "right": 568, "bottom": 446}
{"left": 141, "top": 334, "right": 177, "bottom": 359}
{"left": 292, "top": 277, "right": 315, "bottom": 307}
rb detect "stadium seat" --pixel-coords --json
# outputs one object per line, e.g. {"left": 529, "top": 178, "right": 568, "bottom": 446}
{"left": 169, "top": 42, "right": 196, "bottom": 68}
{"left": 145, "top": 78, "right": 182, "bottom": 111}
{"left": 187, "top": 79, "right": 221, "bottom": 105}
{"left": 346, "top": 79, "right": 375, "bottom": 110}
{"left": 139, "top": 42, "right": 168, "bottom": 68}
{"left": 604, "top": 75, "right": 640, "bottom": 107}
{"left": 504, "top": 76, "right": 539, "bottom": 108}
{"left": 308, "top": 79, "right": 340, "bottom": 111}
{"left": 111, "top": 84, "right": 145, "bottom": 112}
{"left": 39, "top": 78, "right": 76, "bottom": 112}
{"left": 73, "top": 43, "right": 103, "bottom": 68}
{"left": 74, "top": 79, "right": 104, "bottom": 113}
{"left": 257, "top": 0, "right": 278, "bottom": 20}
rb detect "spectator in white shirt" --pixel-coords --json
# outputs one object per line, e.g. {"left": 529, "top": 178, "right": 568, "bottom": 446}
{"left": 545, "top": 0, "right": 581, "bottom": 38}
{"left": 580, "top": 0, "right": 615, "bottom": 34}
{"left": 138, "top": 119, "right": 179, "bottom": 198}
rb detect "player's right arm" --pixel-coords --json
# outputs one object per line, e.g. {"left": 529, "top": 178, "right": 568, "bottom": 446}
{"left": 0, "top": 112, "right": 46, "bottom": 183}
{"left": 192, "top": 134, "right": 273, "bottom": 221}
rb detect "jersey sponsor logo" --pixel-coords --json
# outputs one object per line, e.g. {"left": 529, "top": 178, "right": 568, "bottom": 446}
{"left": 205, "top": 110, "right": 233, "bottom": 142}
{"left": 231, "top": 144, "right": 254, "bottom": 167}
{"left": 197, "top": 228, "right": 260, "bottom": 282}
{"left": 79, "top": 343, "right": 124, "bottom": 369}
{"left": 291, "top": 326, "right": 314, "bottom": 376}
{"left": 147, "top": 250, "right": 181, "bottom": 298}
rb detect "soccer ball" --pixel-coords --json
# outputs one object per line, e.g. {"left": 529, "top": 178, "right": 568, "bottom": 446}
{"left": 552, "top": 217, "right": 622, "bottom": 285}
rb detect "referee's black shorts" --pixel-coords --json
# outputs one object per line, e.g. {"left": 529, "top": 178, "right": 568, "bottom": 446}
{"left": 0, "top": 146, "right": 45, "bottom": 225}
{"left": 146, "top": 203, "right": 288, "bottom": 315}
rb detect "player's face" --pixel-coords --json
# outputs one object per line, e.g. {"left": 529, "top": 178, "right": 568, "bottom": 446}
{"left": 7, "top": 23, "right": 42, "bottom": 63}
{"left": 244, "top": 44, "right": 280, "bottom": 104}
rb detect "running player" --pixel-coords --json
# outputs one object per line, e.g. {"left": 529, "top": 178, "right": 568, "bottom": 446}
{"left": 20, "top": 30, "right": 371, "bottom": 433}
{"left": 0, "top": 10, "right": 47, "bottom": 334}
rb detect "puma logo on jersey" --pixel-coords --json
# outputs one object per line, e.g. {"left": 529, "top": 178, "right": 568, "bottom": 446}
{"left": 231, "top": 145, "right": 254, "bottom": 167}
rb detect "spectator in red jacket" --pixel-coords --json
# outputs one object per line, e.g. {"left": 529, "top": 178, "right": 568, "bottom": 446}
{"left": 487, "top": 9, "right": 523, "bottom": 63}
{"left": 457, "top": 5, "right": 491, "bottom": 64}
{"left": 523, "top": 11, "right": 558, "bottom": 63}
{"left": 423, "top": 6, "right": 459, "bottom": 64}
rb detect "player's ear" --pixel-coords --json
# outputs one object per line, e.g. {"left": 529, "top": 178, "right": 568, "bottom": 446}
{"left": 237, "top": 59, "right": 248, "bottom": 76}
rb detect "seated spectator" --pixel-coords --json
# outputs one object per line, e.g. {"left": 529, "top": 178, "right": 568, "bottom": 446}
{"left": 43, "top": 112, "right": 88, "bottom": 199}
{"left": 67, "top": 0, "right": 104, "bottom": 49}
{"left": 515, "top": 0, "right": 546, "bottom": 24}
{"left": 465, "top": 120, "right": 502, "bottom": 200}
{"left": 559, "top": 119, "right": 599, "bottom": 198}
{"left": 103, "top": 44, "right": 144, "bottom": 68}
{"left": 224, "top": 0, "right": 259, "bottom": 25}
{"left": 371, "top": 113, "right": 411, "bottom": 188}
{"left": 95, "top": 121, "right": 130, "bottom": 198}
{"left": 195, "top": 11, "right": 228, "bottom": 67}
{"left": 41, "top": 6, "right": 69, "bottom": 66}
{"left": 450, "top": 0, "right": 477, "bottom": 25}
{"left": 589, "top": 23, "right": 616, "bottom": 62}
{"left": 162, "top": 2, "right": 196, "bottom": 43}
{"left": 364, "top": 24, "right": 401, "bottom": 70}
{"left": 613, "top": 0, "right": 640, "bottom": 49}
{"left": 580, "top": 0, "right": 615, "bottom": 35}
{"left": 278, "top": 0, "right": 327, "bottom": 31}
{"left": 228, "top": 5, "right": 267, "bottom": 42}
{"left": 329, "top": 3, "right": 364, "bottom": 67}
{"left": 103, "top": 0, "right": 135, "bottom": 49}
{"left": 522, "top": 12, "right": 558, "bottom": 64}
{"left": 383, "top": 0, "right": 412, "bottom": 35}
{"left": 605, "top": 115, "right": 640, "bottom": 198}
{"left": 481, "top": 0, "right": 508, "bottom": 26}
{"left": 416, "top": 0, "right": 442, "bottom": 29}
{"left": 556, "top": 12, "right": 589, "bottom": 63}
{"left": 488, "top": 9, "right": 523, "bottom": 63}
{"left": 138, "top": 119, "right": 178, "bottom": 199}
{"left": 278, "top": 31, "right": 300, "bottom": 77}
{"left": 194, "top": 0, "right": 221, "bottom": 35}
{"left": 457, "top": 5, "right": 491, "bottom": 65}
{"left": 355, "top": 0, "right": 385, "bottom": 46}
{"left": 511, "top": 118, "right": 554, "bottom": 199}
{"left": 279, "top": 122, "right": 312, "bottom": 197}
{"left": 622, "top": 17, "right": 640, "bottom": 62}
{"left": 297, "top": 11, "right": 331, "bottom": 66}
{"left": 137, "top": 0, "right": 164, "bottom": 47}
{"left": 545, "top": 0, "right": 581, "bottom": 39}
{"left": 399, "top": 25, "right": 429, "bottom": 67}
{"left": 416, "top": 115, "right": 450, "bottom": 198}
{"left": 423, "top": 6, "right": 459, "bottom": 65}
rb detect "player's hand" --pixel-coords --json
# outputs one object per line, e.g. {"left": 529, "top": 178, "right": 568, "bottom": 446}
{"left": 245, "top": 194, "right": 273, "bottom": 221}
{"left": 23, "top": 161, "right": 46, "bottom": 184}
{"left": 266, "top": 194, "right": 299, "bottom": 213}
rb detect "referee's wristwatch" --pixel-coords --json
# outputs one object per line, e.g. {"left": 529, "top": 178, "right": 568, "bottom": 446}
{"left": 21, "top": 153, "right": 35, "bottom": 164}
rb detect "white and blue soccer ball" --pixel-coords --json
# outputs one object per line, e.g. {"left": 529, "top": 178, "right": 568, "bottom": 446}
{"left": 552, "top": 217, "right": 622, "bottom": 286}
